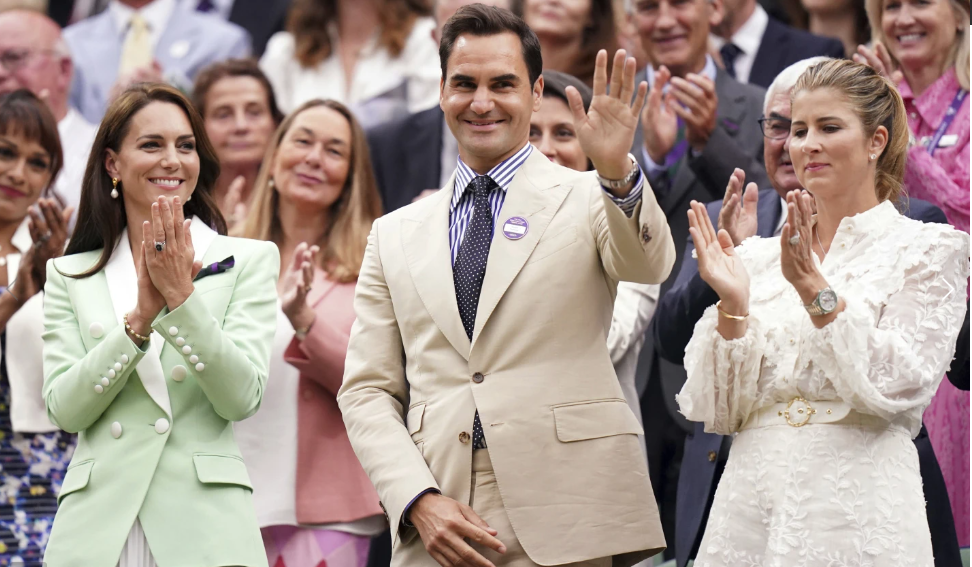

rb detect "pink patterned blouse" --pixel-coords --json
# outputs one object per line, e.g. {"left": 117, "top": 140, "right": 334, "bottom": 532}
{"left": 900, "top": 69, "right": 970, "bottom": 233}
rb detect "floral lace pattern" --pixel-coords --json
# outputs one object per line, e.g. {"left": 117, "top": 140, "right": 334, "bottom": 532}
{"left": 678, "top": 201, "right": 970, "bottom": 565}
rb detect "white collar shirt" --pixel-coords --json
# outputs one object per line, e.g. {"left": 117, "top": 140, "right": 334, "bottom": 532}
{"left": 109, "top": 0, "right": 177, "bottom": 49}
{"left": 710, "top": 3, "right": 769, "bottom": 84}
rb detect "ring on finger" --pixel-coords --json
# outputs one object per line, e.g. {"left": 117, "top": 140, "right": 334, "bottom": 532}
{"left": 38, "top": 232, "right": 51, "bottom": 243}
{"left": 155, "top": 240, "right": 166, "bottom": 252}
{"left": 788, "top": 234, "right": 801, "bottom": 246}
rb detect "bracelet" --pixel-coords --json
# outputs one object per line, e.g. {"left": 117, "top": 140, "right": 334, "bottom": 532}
{"left": 124, "top": 312, "right": 150, "bottom": 342}
{"left": 294, "top": 316, "right": 317, "bottom": 341}
{"left": 716, "top": 300, "right": 748, "bottom": 321}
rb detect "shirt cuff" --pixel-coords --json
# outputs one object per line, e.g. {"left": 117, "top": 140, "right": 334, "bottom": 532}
{"left": 602, "top": 167, "right": 644, "bottom": 218}
{"left": 641, "top": 146, "right": 667, "bottom": 177}
{"left": 401, "top": 487, "right": 441, "bottom": 529}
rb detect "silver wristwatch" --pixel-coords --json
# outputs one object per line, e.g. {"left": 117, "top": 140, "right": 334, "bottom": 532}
{"left": 804, "top": 287, "right": 839, "bottom": 316}
{"left": 596, "top": 153, "right": 639, "bottom": 190}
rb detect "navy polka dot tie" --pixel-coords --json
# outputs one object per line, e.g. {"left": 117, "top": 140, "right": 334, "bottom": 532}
{"left": 454, "top": 175, "right": 496, "bottom": 449}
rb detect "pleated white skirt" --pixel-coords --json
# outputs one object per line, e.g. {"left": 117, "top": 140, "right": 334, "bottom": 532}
{"left": 116, "top": 519, "right": 158, "bottom": 567}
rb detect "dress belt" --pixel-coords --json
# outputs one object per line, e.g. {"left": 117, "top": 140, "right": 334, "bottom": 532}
{"left": 740, "top": 397, "right": 888, "bottom": 430}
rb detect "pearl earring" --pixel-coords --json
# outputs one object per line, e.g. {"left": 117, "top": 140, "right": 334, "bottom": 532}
{"left": 268, "top": 178, "right": 275, "bottom": 189}
{"left": 870, "top": 154, "right": 877, "bottom": 160}
{"left": 111, "top": 178, "right": 119, "bottom": 199}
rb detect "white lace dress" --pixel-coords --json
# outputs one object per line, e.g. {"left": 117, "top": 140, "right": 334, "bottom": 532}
{"left": 677, "top": 201, "right": 970, "bottom": 567}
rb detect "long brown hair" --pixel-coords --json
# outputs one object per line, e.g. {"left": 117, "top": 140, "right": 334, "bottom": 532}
{"left": 64, "top": 83, "right": 226, "bottom": 278}
{"left": 236, "top": 99, "right": 382, "bottom": 283}
{"left": 287, "top": 0, "right": 431, "bottom": 68}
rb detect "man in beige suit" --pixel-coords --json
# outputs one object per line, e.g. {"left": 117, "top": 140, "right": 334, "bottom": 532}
{"left": 338, "top": 5, "right": 674, "bottom": 567}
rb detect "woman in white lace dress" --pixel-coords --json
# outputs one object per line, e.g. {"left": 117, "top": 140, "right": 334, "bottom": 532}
{"left": 677, "top": 58, "right": 969, "bottom": 567}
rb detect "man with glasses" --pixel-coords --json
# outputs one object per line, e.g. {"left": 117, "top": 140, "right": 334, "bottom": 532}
{"left": 651, "top": 56, "right": 959, "bottom": 567}
{"left": 0, "top": 9, "right": 97, "bottom": 222}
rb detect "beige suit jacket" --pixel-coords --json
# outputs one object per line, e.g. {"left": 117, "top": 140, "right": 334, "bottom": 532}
{"left": 338, "top": 151, "right": 675, "bottom": 567}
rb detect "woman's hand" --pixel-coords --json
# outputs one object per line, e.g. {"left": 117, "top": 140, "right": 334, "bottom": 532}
{"left": 26, "top": 198, "right": 73, "bottom": 289}
{"left": 142, "top": 196, "right": 202, "bottom": 311}
{"left": 779, "top": 190, "right": 829, "bottom": 304}
{"left": 688, "top": 200, "right": 750, "bottom": 314}
{"left": 852, "top": 42, "right": 903, "bottom": 85}
{"left": 280, "top": 242, "right": 318, "bottom": 332}
{"left": 126, "top": 240, "right": 168, "bottom": 341}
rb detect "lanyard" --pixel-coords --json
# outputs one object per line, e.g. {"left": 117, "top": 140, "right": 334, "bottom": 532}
{"left": 926, "top": 89, "right": 968, "bottom": 156}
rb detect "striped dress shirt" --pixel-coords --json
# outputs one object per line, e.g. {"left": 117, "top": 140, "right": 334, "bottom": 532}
{"left": 448, "top": 143, "right": 645, "bottom": 265}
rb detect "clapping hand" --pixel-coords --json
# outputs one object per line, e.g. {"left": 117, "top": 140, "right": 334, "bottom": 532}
{"left": 688, "top": 200, "right": 750, "bottom": 314}
{"left": 853, "top": 42, "right": 903, "bottom": 84}
{"left": 567, "top": 49, "right": 648, "bottom": 195}
{"left": 280, "top": 242, "right": 318, "bottom": 332}
{"left": 641, "top": 65, "right": 679, "bottom": 164}
{"left": 668, "top": 73, "right": 718, "bottom": 152}
{"left": 223, "top": 175, "right": 249, "bottom": 230}
{"left": 779, "top": 190, "right": 828, "bottom": 303}
{"left": 13, "top": 198, "right": 74, "bottom": 299}
{"left": 718, "top": 169, "right": 759, "bottom": 246}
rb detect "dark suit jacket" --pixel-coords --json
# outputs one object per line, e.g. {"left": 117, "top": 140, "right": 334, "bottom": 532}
{"left": 366, "top": 105, "right": 445, "bottom": 214}
{"left": 748, "top": 17, "right": 846, "bottom": 89}
{"left": 633, "top": 67, "right": 769, "bottom": 432}
{"left": 653, "top": 195, "right": 961, "bottom": 567}
{"left": 947, "top": 300, "right": 970, "bottom": 391}
{"left": 228, "top": 0, "right": 291, "bottom": 57}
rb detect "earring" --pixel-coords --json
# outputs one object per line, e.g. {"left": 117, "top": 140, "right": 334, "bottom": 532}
{"left": 111, "top": 178, "right": 119, "bottom": 199}
{"left": 187, "top": 193, "right": 192, "bottom": 201}
{"left": 268, "top": 178, "right": 275, "bottom": 189}
{"left": 870, "top": 154, "right": 877, "bottom": 160}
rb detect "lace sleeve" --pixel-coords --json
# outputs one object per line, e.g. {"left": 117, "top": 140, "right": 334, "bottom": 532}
{"left": 805, "top": 231, "right": 970, "bottom": 422}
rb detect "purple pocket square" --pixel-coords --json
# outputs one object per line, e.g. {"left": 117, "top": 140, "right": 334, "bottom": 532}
{"left": 194, "top": 256, "right": 235, "bottom": 281}
{"left": 721, "top": 118, "right": 740, "bottom": 133}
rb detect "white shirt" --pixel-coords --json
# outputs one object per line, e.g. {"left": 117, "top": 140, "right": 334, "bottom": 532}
{"left": 710, "top": 3, "right": 769, "bottom": 85}
{"left": 56, "top": 107, "right": 98, "bottom": 224}
{"left": 109, "top": 0, "right": 178, "bottom": 48}
{"left": 260, "top": 18, "right": 441, "bottom": 129}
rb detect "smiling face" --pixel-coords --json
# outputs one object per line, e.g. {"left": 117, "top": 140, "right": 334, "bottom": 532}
{"left": 763, "top": 89, "right": 801, "bottom": 198}
{"left": 788, "top": 87, "right": 887, "bottom": 200}
{"left": 441, "top": 32, "right": 543, "bottom": 172}
{"left": 105, "top": 101, "right": 200, "bottom": 211}
{"left": 203, "top": 75, "right": 277, "bottom": 171}
{"left": 524, "top": 0, "right": 592, "bottom": 41}
{"left": 633, "top": 0, "right": 722, "bottom": 77}
{"left": 0, "top": 128, "right": 51, "bottom": 222}
{"left": 270, "top": 105, "right": 350, "bottom": 212}
{"left": 0, "top": 12, "right": 71, "bottom": 116}
{"left": 881, "top": 0, "right": 962, "bottom": 74}
{"left": 530, "top": 96, "right": 588, "bottom": 171}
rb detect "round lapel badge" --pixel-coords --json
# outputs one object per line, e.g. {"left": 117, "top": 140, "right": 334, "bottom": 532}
{"left": 502, "top": 216, "right": 529, "bottom": 240}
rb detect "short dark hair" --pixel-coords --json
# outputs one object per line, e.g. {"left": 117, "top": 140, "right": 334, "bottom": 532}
{"left": 0, "top": 89, "right": 63, "bottom": 198}
{"left": 192, "top": 59, "right": 284, "bottom": 125}
{"left": 541, "top": 70, "right": 592, "bottom": 112}
{"left": 439, "top": 3, "right": 543, "bottom": 87}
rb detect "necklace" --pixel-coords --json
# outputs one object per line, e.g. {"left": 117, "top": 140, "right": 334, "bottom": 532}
{"left": 814, "top": 225, "right": 828, "bottom": 257}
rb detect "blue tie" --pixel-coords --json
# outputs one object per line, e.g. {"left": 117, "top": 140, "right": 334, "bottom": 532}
{"left": 720, "top": 43, "right": 742, "bottom": 79}
{"left": 196, "top": 0, "right": 217, "bottom": 13}
{"left": 453, "top": 175, "right": 496, "bottom": 449}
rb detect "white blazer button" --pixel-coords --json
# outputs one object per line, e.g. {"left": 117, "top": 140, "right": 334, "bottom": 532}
{"left": 89, "top": 322, "right": 104, "bottom": 339}
{"left": 189, "top": 355, "right": 199, "bottom": 364}
{"left": 182, "top": 345, "right": 192, "bottom": 355}
{"left": 121, "top": 354, "right": 129, "bottom": 364}
{"left": 171, "top": 365, "right": 187, "bottom": 382}
{"left": 113, "top": 363, "right": 122, "bottom": 372}
{"left": 108, "top": 369, "right": 116, "bottom": 379}
{"left": 176, "top": 337, "right": 185, "bottom": 346}
{"left": 168, "top": 326, "right": 178, "bottom": 336}
{"left": 111, "top": 421, "right": 123, "bottom": 439}
{"left": 101, "top": 377, "right": 110, "bottom": 387}
{"left": 195, "top": 363, "right": 205, "bottom": 372}
{"left": 155, "top": 418, "right": 169, "bottom": 434}
{"left": 94, "top": 385, "right": 104, "bottom": 394}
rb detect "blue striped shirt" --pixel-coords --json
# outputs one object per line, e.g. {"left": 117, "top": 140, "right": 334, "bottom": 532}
{"left": 448, "top": 143, "right": 645, "bottom": 265}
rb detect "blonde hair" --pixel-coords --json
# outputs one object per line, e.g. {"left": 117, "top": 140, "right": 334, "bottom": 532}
{"left": 865, "top": 0, "right": 970, "bottom": 91}
{"left": 792, "top": 59, "right": 909, "bottom": 203}
{"left": 236, "top": 99, "right": 382, "bottom": 283}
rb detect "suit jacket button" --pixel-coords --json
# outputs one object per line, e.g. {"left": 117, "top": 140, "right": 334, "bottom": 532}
{"left": 155, "top": 418, "right": 170, "bottom": 434}
{"left": 111, "top": 421, "right": 123, "bottom": 439}
{"left": 459, "top": 432, "right": 471, "bottom": 444}
{"left": 171, "top": 365, "right": 187, "bottom": 382}
{"left": 708, "top": 450, "right": 717, "bottom": 463}
{"left": 472, "top": 372, "right": 484, "bottom": 384}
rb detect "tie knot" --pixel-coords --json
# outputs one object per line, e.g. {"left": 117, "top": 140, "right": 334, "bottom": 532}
{"left": 129, "top": 12, "right": 149, "bottom": 31}
{"left": 720, "top": 42, "right": 741, "bottom": 60}
{"left": 468, "top": 175, "right": 496, "bottom": 197}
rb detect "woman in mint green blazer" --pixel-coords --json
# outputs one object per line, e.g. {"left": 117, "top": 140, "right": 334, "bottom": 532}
{"left": 41, "top": 83, "right": 279, "bottom": 567}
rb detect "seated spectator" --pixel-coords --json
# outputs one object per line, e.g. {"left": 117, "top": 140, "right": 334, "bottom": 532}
{"left": 181, "top": 0, "right": 291, "bottom": 57}
{"left": 522, "top": 0, "right": 617, "bottom": 86}
{"left": 652, "top": 55, "right": 962, "bottom": 567}
{"left": 0, "top": 89, "right": 74, "bottom": 566}
{"left": 858, "top": 0, "right": 971, "bottom": 545}
{"left": 799, "top": 0, "right": 869, "bottom": 57}
{"left": 233, "top": 99, "right": 384, "bottom": 567}
{"left": 365, "top": 0, "right": 514, "bottom": 212}
{"left": 0, "top": 10, "right": 97, "bottom": 221}
{"left": 260, "top": 0, "right": 439, "bottom": 129}
{"left": 711, "top": 0, "right": 844, "bottom": 87}
{"left": 192, "top": 58, "right": 283, "bottom": 228}
{"left": 65, "top": 0, "right": 252, "bottom": 123}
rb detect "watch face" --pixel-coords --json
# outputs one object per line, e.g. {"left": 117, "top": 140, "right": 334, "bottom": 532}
{"left": 818, "top": 289, "right": 839, "bottom": 312}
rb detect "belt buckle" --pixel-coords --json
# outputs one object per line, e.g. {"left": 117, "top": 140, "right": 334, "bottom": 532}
{"left": 782, "top": 397, "right": 815, "bottom": 427}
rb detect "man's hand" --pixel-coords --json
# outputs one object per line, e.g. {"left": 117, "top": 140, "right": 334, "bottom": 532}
{"left": 717, "top": 168, "right": 759, "bottom": 246}
{"left": 640, "top": 65, "right": 679, "bottom": 165}
{"left": 409, "top": 492, "right": 506, "bottom": 567}
{"left": 108, "top": 61, "right": 164, "bottom": 103}
{"left": 668, "top": 74, "right": 718, "bottom": 153}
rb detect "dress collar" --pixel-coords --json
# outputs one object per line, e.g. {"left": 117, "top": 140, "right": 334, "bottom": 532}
{"left": 899, "top": 68, "right": 964, "bottom": 128}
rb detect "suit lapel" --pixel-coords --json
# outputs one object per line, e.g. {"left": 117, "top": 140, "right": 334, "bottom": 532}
{"left": 471, "top": 151, "right": 571, "bottom": 349}
{"left": 757, "top": 190, "right": 784, "bottom": 238}
{"left": 750, "top": 19, "right": 787, "bottom": 88}
{"left": 402, "top": 180, "right": 471, "bottom": 359}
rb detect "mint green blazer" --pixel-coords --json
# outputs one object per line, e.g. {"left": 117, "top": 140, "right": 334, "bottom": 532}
{"left": 41, "top": 219, "right": 278, "bottom": 567}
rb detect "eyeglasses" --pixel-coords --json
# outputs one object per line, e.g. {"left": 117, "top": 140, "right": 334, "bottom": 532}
{"left": 758, "top": 117, "right": 792, "bottom": 140}
{"left": 0, "top": 48, "right": 61, "bottom": 72}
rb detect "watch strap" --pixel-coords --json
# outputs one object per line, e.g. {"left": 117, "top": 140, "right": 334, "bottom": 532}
{"left": 596, "top": 154, "right": 639, "bottom": 189}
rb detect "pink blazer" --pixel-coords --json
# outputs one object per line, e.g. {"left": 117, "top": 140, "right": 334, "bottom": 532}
{"left": 283, "top": 269, "right": 383, "bottom": 525}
